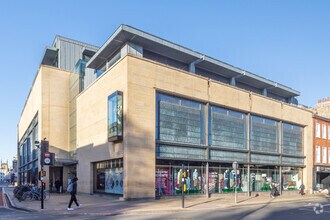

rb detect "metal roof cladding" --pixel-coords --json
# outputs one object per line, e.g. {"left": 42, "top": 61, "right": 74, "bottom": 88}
{"left": 87, "top": 24, "right": 300, "bottom": 99}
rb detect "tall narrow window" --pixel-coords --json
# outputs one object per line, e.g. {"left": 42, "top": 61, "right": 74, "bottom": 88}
{"left": 322, "top": 124, "right": 327, "bottom": 139}
{"left": 315, "top": 123, "right": 320, "bottom": 138}
{"left": 108, "top": 91, "right": 123, "bottom": 142}
{"left": 328, "top": 125, "right": 330, "bottom": 140}
{"left": 328, "top": 148, "right": 330, "bottom": 164}
{"left": 322, "top": 147, "right": 327, "bottom": 163}
{"left": 315, "top": 146, "right": 321, "bottom": 163}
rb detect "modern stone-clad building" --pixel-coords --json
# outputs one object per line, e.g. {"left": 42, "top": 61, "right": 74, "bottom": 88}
{"left": 76, "top": 25, "right": 313, "bottom": 199}
{"left": 18, "top": 25, "right": 314, "bottom": 199}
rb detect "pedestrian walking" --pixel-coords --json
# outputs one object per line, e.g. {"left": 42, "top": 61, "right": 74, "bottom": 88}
{"left": 299, "top": 183, "right": 305, "bottom": 196}
{"left": 67, "top": 177, "right": 80, "bottom": 211}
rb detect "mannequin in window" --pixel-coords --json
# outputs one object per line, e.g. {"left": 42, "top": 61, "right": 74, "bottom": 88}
{"left": 186, "top": 169, "right": 191, "bottom": 191}
{"left": 193, "top": 169, "right": 198, "bottom": 189}
{"left": 224, "top": 170, "right": 229, "bottom": 189}
{"left": 230, "top": 170, "right": 235, "bottom": 188}
{"left": 177, "top": 169, "right": 183, "bottom": 185}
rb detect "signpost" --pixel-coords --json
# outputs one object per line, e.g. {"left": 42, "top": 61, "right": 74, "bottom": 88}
{"left": 232, "top": 161, "right": 239, "bottom": 204}
{"left": 181, "top": 164, "right": 185, "bottom": 208}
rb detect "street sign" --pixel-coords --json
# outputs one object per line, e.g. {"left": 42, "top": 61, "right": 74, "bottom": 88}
{"left": 44, "top": 158, "right": 51, "bottom": 164}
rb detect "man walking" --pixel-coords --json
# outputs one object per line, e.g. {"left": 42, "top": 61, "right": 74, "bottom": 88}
{"left": 67, "top": 177, "right": 80, "bottom": 211}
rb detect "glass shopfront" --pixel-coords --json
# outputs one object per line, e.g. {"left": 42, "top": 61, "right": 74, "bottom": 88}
{"left": 249, "top": 166, "right": 279, "bottom": 192}
{"left": 155, "top": 163, "right": 302, "bottom": 195}
{"left": 282, "top": 167, "right": 302, "bottom": 191}
{"left": 156, "top": 162, "right": 252, "bottom": 196}
{"left": 94, "top": 158, "right": 123, "bottom": 194}
{"left": 156, "top": 163, "right": 206, "bottom": 196}
{"left": 155, "top": 93, "right": 305, "bottom": 197}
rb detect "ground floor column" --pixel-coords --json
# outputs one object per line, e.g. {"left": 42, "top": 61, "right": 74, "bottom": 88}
{"left": 247, "top": 165, "right": 250, "bottom": 196}
{"left": 206, "top": 162, "right": 209, "bottom": 198}
{"left": 279, "top": 166, "right": 282, "bottom": 195}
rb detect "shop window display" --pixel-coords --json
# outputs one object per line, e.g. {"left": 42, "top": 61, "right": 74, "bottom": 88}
{"left": 95, "top": 159, "right": 123, "bottom": 194}
{"left": 155, "top": 165, "right": 206, "bottom": 196}
{"left": 249, "top": 167, "right": 279, "bottom": 192}
{"left": 216, "top": 167, "right": 248, "bottom": 193}
{"left": 282, "top": 167, "right": 302, "bottom": 191}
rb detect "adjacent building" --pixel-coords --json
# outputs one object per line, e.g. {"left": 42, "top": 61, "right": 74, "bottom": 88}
{"left": 313, "top": 114, "right": 330, "bottom": 190}
{"left": 0, "top": 161, "right": 9, "bottom": 181}
{"left": 17, "top": 36, "right": 98, "bottom": 187}
{"left": 18, "top": 25, "right": 314, "bottom": 200}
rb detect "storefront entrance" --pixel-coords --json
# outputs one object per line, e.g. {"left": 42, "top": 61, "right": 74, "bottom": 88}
{"left": 316, "top": 172, "right": 330, "bottom": 190}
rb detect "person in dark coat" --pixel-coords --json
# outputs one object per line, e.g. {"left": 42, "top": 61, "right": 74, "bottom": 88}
{"left": 55, "top": 179, "right": 61, "bottom": 193}
{"left": 67, "top": 177, "right": 80, "bottom": 211}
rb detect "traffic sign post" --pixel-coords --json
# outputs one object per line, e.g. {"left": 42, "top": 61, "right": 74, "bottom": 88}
{"left": 232, "top": 161, "right": 239, "bottom": 204}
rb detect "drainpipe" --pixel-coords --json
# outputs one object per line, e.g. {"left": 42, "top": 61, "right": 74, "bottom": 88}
{"left": 189, "top": 55, "right": 205, "bottom": 73}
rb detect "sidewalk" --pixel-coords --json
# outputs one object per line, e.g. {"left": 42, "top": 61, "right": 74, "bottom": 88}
{"left": 3, "top": 187, "right": 329, "bottom": 216}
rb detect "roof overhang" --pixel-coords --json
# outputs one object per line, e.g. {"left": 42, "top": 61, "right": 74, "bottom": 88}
{"left": 55, "top": 158, "right": 78, "bottom": 166}
{"left": 41, "top": 46, "right": 58, "bottom": 66}
{"left": 87, "top": 24, "right": 300, "bottom": 98}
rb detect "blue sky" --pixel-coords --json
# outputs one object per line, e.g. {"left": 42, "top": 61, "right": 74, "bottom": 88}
{"left": 1, "top": 0, "right": 329, "bottom": 165}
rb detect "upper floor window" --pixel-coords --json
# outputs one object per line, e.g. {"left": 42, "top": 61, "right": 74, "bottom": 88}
{"left": 209, "top": 106, "right": 246, "bottom": 149}
{"left": 328, "top": 126, "right": 330, "bottom": 140}
{"left": 315, "top": 146, "right": 321, "bottom": 163}
{"left": 108, "top": 91, "right": 123, "bottom": 142}
{"left": 250, "top": 115, "right": 278, "bottom": 153}
{"left": 315, "top": 123, "right": 320, "bottom": 138}
{"left": 96, "top": 64, "right": 106, "bottom": 78}
{"left": 322, "top": 147, "right": 327, "bottom": 163}
{"left": 282, "top": 123, "right": 303, "bottom": 156}
{"left": 156, "top": 93, "right": 205, "bottom": 145}
{"left": 322, "top": 124, "right": 327, "bottom": 139}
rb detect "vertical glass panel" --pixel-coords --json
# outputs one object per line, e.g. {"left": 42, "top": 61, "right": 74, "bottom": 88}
{"left": 108, "top": 91, "right": 123, "bottom": 142}
{"left": 250, "top": 115, "right": 278, "bottom": 153}
{"left": 209, "top": 106, "right": 245, "bottom": 149}
{"left": 156, "top": 93, "right": 204, "bottom": 145}
{"left": 282, "top": 123, "right": 303, "bottom": 156}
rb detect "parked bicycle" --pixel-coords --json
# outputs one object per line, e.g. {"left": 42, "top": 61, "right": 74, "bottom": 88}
{"left": 14, "top": 184, "right": 50, "bottom": 201}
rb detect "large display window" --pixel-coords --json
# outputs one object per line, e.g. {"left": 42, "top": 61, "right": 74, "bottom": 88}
{"left": 282, "top": 167, "right": 302, "bottom": 191}
{"left": 155, "top": 163, "right": 251, "bottom": 196}
{"left": 156, "top": 164, "right": 206, "bottom": 196}
{"left": 249, "top": 166, "right": 279, "bottom": 192}
{"left": 94, "top": 159, "right": 123, "bottom": 194}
